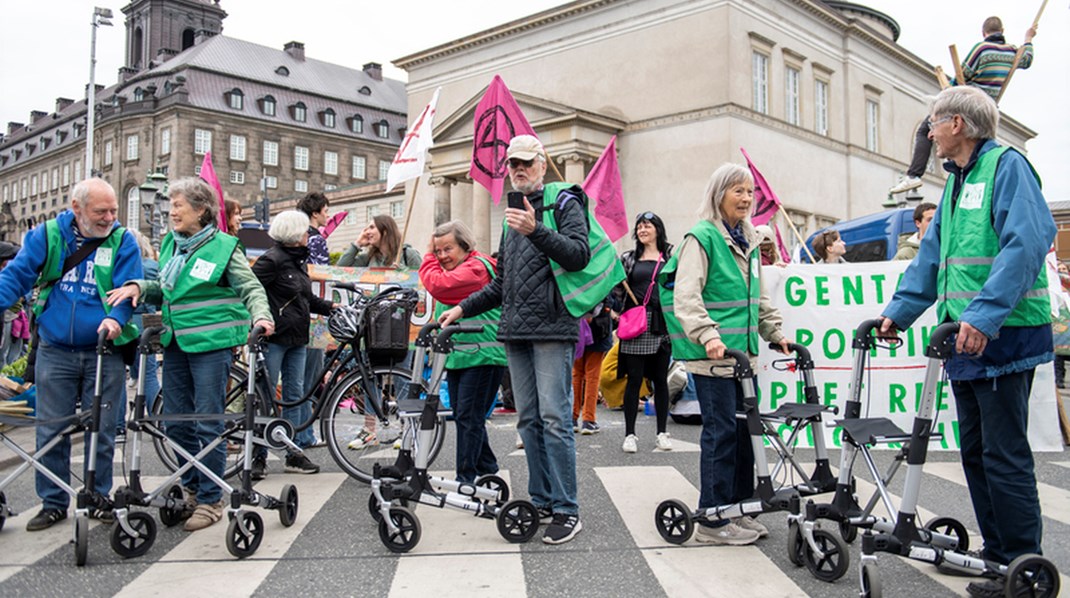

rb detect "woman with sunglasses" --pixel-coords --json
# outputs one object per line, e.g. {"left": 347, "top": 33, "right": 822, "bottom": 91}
{"left": 812, "top": 230, "right": 848, "bottom": 263}
{"left": 616, "top": 211, "right": 674, "bottom": 453}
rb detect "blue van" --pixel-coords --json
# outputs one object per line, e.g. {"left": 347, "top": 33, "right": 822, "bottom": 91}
{"left": 803, "top": 208, "right": 917, "bottom": 262}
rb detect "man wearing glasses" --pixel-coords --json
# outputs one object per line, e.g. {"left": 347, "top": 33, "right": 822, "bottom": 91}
{"left": 440, "top": 135, "right": 590, "bottom": 545}
{"left": 879, "top": 86, "right": 1053, "bottom": 598}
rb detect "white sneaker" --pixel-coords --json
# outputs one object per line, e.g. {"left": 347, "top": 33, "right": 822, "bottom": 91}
{"left": 622, "top": 434, "right": 638, "bottom": 453}
{"left": 735, "top": 516, "right": 769, "bottom": 538}
{"left": 889, "top": 176, "right": 922, "bottom": 194}
{"left": 693, "top": 522, "right": 759, "bottom": 546}
{"left": 655, "top": 432, "right": 673, "bottom": 451}
{"left": 515, "top": 434, "right": 524, "bottom": 449}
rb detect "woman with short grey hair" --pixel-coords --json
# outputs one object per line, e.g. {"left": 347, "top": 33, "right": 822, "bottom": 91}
{"left": 167, "top": 177, "right": 219, "bottom": 229}
{"left": 250, "top": 210, "right": 335, "bottom": 478}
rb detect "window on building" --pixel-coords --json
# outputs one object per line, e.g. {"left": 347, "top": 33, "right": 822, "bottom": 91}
{"left": 194, "top": 165, "right": 202, "bottom": 176}
{"left": 263, "top": 140, "right": 279, "bottom": 166}
{"left": 294, "top": 146, "right": 309, "bottom": 171}
{"left": 74, "top": 160, "right": 81, "bottom": 182}
{"left": 324, "top": 184, "right": 337, "bottom": 191}
{"left": 160, "top": 127, "right": 171, "bottom": 154}
{"left": 226, "top": 88, "right": 244, "bottom": 110}
{"left": 126, "top": 134, "right": 139, "bottom": 160}
{"left": 352, "top": 156, "right": 366, "bottom": 179}
{"left": 229, "top": 171, "right": 245, "bottom": 184}
{"left": 324, "top": 151, "right": 338, "bottom": 175}
{"left": 375, "top": 120, "right": 390, "bottom": 139}
{"left": 866, "top": 99, "right": 879, "bottom": 152}
{"left": 322, "top": 109, "right": 336, "bottom": 128}
{"left": 194, "top": 129, "right": 212, "bottom": 155}
{"left": 275, "top": 66, "right": 290, "bottom": 76}
{"left": 378, "top": 160, "right": 389, "bottom": 181}
{"left": 349, "top": 115, "right": 364, "bottom": 134}
{"left": 133, "top": 87, "right": 145, "bottom": 102}
{"left": 366, "top": 205, "right": 380, "bottom": 221}
{"left": 20, "top": 179, "right": 27, "bottom": 199}
{"left": 62, "top": 164, "right": 70, "bottom": 187}
{"left": 104, "top": 140, "right": 113, "bottom": 166}
{"left": 126, "top": 186, "right": 140, "bottom": 230}
{"left": 30, "top": 175, "right": 37, "bottom": 196}
{"left": 295, "top": 179, "right": 308, "bottom": 193}
{"left": 815, "top": 79, "right": 829, "bottom": 136}
{"left": 265, "top": 175, "right": 278, "bottom": 189}
{"left": 51, "top": 167, "right": 58, "bottom": 191}
{"left": 292, "top": 102, "right": 307, "bottom": 122}
{"left": 2, "top": 185, "right": 8, "bottom": 203}
{"left": 230, "top": 135, "right": 247, "bottom": 161}
{"left": 390, "top": 201, "right": 403, "bottom": 219}
{"left": 261, "top": 95, "right": 276, "bottom": 117}
{"left": 39, "top": 138, "right": 48, "bottom": 152}
{"left": 785, "top": 67, "right": 800, "bottom": 126}
{"left": 752, "top": 52, "right": 769, "bottom": 115}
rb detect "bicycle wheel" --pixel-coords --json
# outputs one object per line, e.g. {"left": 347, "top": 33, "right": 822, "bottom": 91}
{"left": 151, "top": 360, "right": 269, "bottom": 480}
{"left": 323, "top": 366, "right": 445, "bottom": 483}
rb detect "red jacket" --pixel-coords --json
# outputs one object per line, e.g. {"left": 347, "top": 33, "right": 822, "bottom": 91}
{"left": 418, "top": 250, "right": 496, "bottom": 305}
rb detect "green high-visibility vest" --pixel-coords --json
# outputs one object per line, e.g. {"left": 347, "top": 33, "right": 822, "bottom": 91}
{"left": 658, "top": 220, "right": 760, "bottom": 359}
{"left": 506, "top": 182, "right": 625, "bottom": 318}
{"left": 936, "top": 145, "right": 1049, "bottom": 326}
{"left": 36, "top": 219, "right": 139, "bottom": 346}
{"left": 432, "top": 256, "right": 507, "bottom": 369}
{"left": 159, "top": 231, "right": 251, "bottom": 352}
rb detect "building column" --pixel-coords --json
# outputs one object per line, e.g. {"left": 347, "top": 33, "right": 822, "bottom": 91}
{"left": 451, "top": 179, "right": 474, "bottom": 229}
{"left": 558, "top": 153, "right": 589, "bottom": 185}
{"left": 472, "top": 183, "right": 492, "bottom": 253}
{"left": 429, "top": 176, "right": 455, "bottom": 226}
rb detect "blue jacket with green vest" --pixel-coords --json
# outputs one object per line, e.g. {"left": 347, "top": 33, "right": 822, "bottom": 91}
{"left": 883, "top": 140, "right": 1055, "bottom": 380}
{"left": 0, "top": 211, "right": 141, "bottom": 350}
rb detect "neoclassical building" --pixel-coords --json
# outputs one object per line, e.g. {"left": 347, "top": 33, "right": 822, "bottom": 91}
{"left": 0, "top": 0, "right": 407, "bottom": 249}
{"left": 394, "top": 0, "right": 1036, "bottom": 253}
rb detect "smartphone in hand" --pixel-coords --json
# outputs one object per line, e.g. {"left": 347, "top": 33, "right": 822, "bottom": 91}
{"left": 507, "top": 191, "right": 525, "bottom": 210}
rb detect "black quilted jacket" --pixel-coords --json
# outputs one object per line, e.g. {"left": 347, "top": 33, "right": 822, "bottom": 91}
{"left": 460, "top": 187, "right": 590, "bottom": 342}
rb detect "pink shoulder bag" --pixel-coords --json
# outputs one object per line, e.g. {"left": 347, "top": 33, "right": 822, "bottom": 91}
{"left": 617, "top": 255, "right": 661, "bottom": 341}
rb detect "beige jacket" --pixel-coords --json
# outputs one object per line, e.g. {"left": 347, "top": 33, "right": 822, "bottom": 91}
{"left": 672, "top": 218, "right": 786, "bottom": 378}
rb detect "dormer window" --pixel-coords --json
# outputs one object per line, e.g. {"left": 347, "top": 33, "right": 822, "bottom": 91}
{"left": 260, "top": 95, "right": 277, "bottom": 117}
{"left": 320, "top": 108, "right": 336, "bottom": 128}
{"left": 39, "top": 138, "right": 48, "bottom": 151}
{"left": 133, "top": 87, "right": 145, "bottom": 102}
{"left": 291, "top": 102, "right": 307, "bottom": 122}
{"left": 359, "top": 86, "right": 371, "bottom": 96}
{"left": 225, "top": 88, "right": 244, "bottom": 110}
{"left": 348, "top": 114, "right": 364, "bottom": 134}
{"left": 275, "top": 66, "right": 290, "bottom": 76}
{"left": 374, "top": 120, "right": 389, "bottom": 139}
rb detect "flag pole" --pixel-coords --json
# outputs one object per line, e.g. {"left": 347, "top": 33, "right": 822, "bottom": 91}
{"left": 780, "top": 214, "right": 815, "bottom": 262}
{"left": 545, "top": 153, "right": 567, "bottom": 182}
{"left": 997, "top": 0, "right": 1048, "bottom": 103}
{"left": 396, "top": 176, "right": 422, "bottom": 267}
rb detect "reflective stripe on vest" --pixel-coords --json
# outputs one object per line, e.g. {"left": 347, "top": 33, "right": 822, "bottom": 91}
{"left": 432, "top": 255, "right": 507, "bottom": 370}
{"left": 159, "top": 231, "right": 251, "bottom": 352}
{"left": 936, "top": 145, "right": 1049, "bottom": 326}
{"left": 36, "top": 219, "right": 139, "bottom": 345}
{"left": 658, "top": 220, "right": 761, "bottom": 360}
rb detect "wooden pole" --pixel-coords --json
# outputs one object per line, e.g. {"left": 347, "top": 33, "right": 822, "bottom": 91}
{"left": 545, "top": 153, "right": 566, "bottom": 182}
{"left": 395, "top": 176, "right": 422, "bottom": 268}
{"left": 779, "top": 213, "right": 815, "bottom": 262}
{"left": 934, "top": 65, "right": 950, "bottom": 90}
{"left": 949, "top": 44, "right": 965, "bottom": 86}
{"left": 997, "top": 0, "right": 1048, "bottom": 103}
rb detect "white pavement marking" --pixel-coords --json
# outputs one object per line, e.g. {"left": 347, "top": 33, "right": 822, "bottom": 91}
{"left": 925, "top": 461, "right": 1070, "bottom": 526}
{"left": 0, "top": 508, "right": 103, "bottom": 583}
{"left": 595, "top": 465, "right": 808, "bottom": 598}
{"left": 114, "top": 472, "right": 346, "bottom": 598}
{"left": 388, "top": 470, "right": 526, "bottom": 597}
{"left": 1051, "top": 461, "right": 1070, "bottom": 470}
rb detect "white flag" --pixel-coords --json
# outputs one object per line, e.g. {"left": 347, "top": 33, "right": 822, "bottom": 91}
{"left": 386, "top": 87, "right": 441, "bottom": 193}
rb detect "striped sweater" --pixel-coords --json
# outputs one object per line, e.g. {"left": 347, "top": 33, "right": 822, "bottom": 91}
{"left": 956, "top": 34, "right": 1033, "bottom": 101}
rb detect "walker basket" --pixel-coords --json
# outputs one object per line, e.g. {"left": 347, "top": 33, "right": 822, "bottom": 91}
{"left": 364, "top": 294, "right": 417, "bottom": 361}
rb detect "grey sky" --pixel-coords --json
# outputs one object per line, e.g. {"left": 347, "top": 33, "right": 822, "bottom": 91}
{"left": 2, "top": 0, "right": 1065, "bottom": 199}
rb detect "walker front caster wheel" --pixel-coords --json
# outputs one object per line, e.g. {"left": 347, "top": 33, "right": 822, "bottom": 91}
{"left": 496, "top": 499, "right": 539, "bottom": 544}
{"left": 226, "top": 511, "right": 264, "bottom": 559}
{"left": 73, "top": 516, "right": 89, "bottom": 566}
{"left": 654, "top": 499, "right": 693, "bottom": 545}
{"left": 859, "top": 562, "right": 882, "bottom": 598}
{"left": 1004, "top": 554, "right": 1060, "bottom": 598}
{"left": 803, "top": 528, "right": 849, "bottom": 582}
{"left": 111, "top": 511, "right": 157, "bottom": 558}
{"left": 378, "top": 506, "right": 421, "bottom": 553}
{"left": 786, "top": 522, "right": 805, "bottom": 567}
{"left": 278, "top": 484, "right": 298, "bottom": 527}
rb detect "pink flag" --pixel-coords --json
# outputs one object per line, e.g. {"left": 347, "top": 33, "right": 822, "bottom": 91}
{"left": 583, "top": 136, "right": 628, "bottom": 241}
{"left": 740, "top": 147, "right": 790, "bottom": 262}
{"left": 469, "top": 76, "right": 536, "bottom": 204}
{"left": 199, "top": 152, "right": 228, "bottom": 232}
{"left": 320, "top": 210, "right": 348, "bottom": 239}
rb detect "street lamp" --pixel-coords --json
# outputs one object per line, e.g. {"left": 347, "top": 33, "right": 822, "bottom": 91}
{"left": 139, "top": 171, "right": 170, "bottom": 248}
{"left": 86, "top": 6, "right": 113, "bottom": 179}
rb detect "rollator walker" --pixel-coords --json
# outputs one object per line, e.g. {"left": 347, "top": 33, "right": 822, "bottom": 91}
{"left": 0, "top": 330, "right": 116, "bottom": 566}
{"left": 369, "top": 322, "right": 540, "bottom": 553}
{"left": 110, "top": 325, "right": 299, "bottom": 560}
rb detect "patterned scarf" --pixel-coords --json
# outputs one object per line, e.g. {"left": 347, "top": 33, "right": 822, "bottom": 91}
{"left": 723, "top": 220, "right": 749, "bottom": 252}
{"left": 160, "top": 224, "right": 217, "bottom": 291}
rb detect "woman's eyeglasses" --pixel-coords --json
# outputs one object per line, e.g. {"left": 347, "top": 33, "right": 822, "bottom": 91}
{"left": 636, "top": 212, "right": 656, "bottom": 223}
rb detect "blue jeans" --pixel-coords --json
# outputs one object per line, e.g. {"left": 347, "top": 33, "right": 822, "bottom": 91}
{"left": 162, "top": 344, "right": 232, "bottom": 504}
{"left": 506, "top": 341, "right": 578, "bottom": 515}
{"left": 303, "top": 347, "right": 325, "bottom": 397}
{"left": 35, "top": 342, "right": 123, "bottom": 510}
{"left": 951, "top": 370, "right": 1042, "bottom": 564}
{"left": 265, "top": 342, "right": 314, "bottom": 448}
{"left": 693, "top": 374, "right": 755, "bottom": 525}
{"left": 448, "top": 365, "right": 504, "bottom": 483}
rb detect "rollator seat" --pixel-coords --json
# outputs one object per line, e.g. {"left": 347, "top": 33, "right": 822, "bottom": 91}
{"left": 396, "top": 397, "right": 452, "bottom": 417}
{"left": 837, "top": 417, "right": 910, "bottom": 446}
{"left": 764, "top": 403, "right": 831, "bottom": 422}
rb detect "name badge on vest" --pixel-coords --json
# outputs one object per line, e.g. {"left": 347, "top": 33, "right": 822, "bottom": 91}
{"left": 189, "top": 257, "right": 217, "bottom": 281}
{"left": 94, "top": 247, "right": 113, "bottom": 268}
{"left": 960, "top": 183, "right": 985, "bottom": 210}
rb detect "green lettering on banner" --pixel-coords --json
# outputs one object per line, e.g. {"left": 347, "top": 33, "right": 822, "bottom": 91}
{"left": 823, "top": 382, "right": 838, "bottom": 407}
{"left": 823, "top": 328, "right": 846, "bottom": 359}
{"left": 796, "top": 328, "right": 813, "bottom": 348}
{"left": 935, "top": 422, "right": 949, "bottom": 449}
{"left": 906, "top": 326, "right": 916, "bottom": 357}
{"left": 871, "top": 273, "right": 887, "bottom": 303}
{"left": 786, "top": 276, "right": 806, "bottom": 306}
{"left": 921, "top": 325, "right": 935, "bottom": 350}
{"left": 951, "top": 420, "right": 960, "bottom": 448}
{"left": 831, "top": 426, "right": 843, "bottom": 448}
{"left": 770, "top": 381, "right": 787, "bottom": 410}
{"left": 843, "top": 276, "right": 864, "bottom": 305}
{"left": 938, "top": 381, "right": 949, "bottom": 411}
{"left": 889, "top": 384, "right": 906, "bottom": 413}
{"left": 815, "top": 276, "right": 830, "bottom": 305}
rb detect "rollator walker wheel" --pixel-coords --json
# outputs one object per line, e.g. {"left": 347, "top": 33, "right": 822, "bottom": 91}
{"left": 158, "top": 484, "right": 188, "bottom": 527}
{"left": 278, "top": 484, "right": 298, "bottom": 527}
{"left": 367, "top": 492, "right": 409, "bottom": 523}
{"left": 0, "top": 491, "right": 7, "bottom": 532}
{"left": 263, "top": 419, "right": 295, "bottom": 450}
{"left": 474, "top": 474, "right": 510, "bottom": 507}
{"left": 803, "top": 528, "right": 850, "bottom": 582}
{"left": 786, "top": 522, "right": 805, "bottom": 567}
{"left": 859, "top": 562, "right": 882, "bottom": 598}
{"left": 924, "top": 516, "right": 969, "bottom": 552}
{"left": 496, "top": 500, "right": 539, "bottom": 544}
{"left": 1004, "top": 554, "right": 1060, "bottom": 598}
{"left": 653, "top": 499, "right": 693, "bottom": 545}
{"left": 74, "top": 515, "right": 89, "bottom": 567}
{"left": 378, "top": 506, "right": 421, "bottom": 553}
{"left": 839, "top": 518, "right": 858, "bottom": 544}
{"left": 226, "top": 511, "right": 264, "bottom": 559}
{"left": 110, "top": 511, "right": 157, "bottom": 558}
